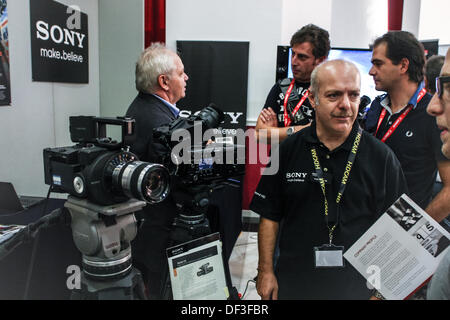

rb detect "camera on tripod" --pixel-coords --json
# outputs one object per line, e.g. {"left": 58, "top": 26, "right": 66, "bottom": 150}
{"left": 153, "top": 104, "right": 246, "bottom": 300}
{"left": 42, "top": 116, "right": 171, "bottom": 299}
{"left": 153, "top": 104, "right": 245, "bottom": 186}
{"left": 43, "top": 116, "right": 170, "bottom": 205}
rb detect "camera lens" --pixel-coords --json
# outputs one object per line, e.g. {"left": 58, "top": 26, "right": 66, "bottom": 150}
{"left": 114, "top": 160, "right": 170, "bottom": 204}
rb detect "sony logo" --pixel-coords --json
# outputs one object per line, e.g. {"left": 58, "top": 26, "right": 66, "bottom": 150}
{"left": 286, "top": 172, "right": 307, "bottom": 179}
{"left": 36, "top": 20, "right": 86, "bottom": 49}
{"left": 179, "top": 110, "right": 244, "bottom": 124}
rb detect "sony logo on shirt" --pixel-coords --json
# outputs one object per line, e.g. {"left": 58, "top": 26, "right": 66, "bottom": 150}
{"left": 286, "top": 172, "right": 308, "bottom": 182}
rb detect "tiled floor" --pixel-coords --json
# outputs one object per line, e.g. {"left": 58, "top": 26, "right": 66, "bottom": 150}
{"left": 228, "top": 231, "right": 260, "bottom": 300}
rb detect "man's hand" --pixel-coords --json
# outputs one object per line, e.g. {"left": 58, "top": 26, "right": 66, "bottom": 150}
{"left": 257, "top": 107, "right": 278, "bottom": 129}
{"left": 255, "top": 107, "right": 279, "bottom": 143}
{"left": 256, "top": 270, "right": 279, "bottom": 300}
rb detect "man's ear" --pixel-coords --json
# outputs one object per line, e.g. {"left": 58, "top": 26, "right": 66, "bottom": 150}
{"left": 399, "top": 58, "right": 410, "bottom": 75}
{"left": 158, "top": 74, "right": 169, "bottom": 91}
{"left": 315, "top": 56, "right": 327, "bottom": 66}
{"left": 308, "top": 91, "right": 317, "bottom": 109}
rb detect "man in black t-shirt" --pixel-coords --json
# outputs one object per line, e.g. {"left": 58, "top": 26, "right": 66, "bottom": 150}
{"left": 256, "top": 24, "right": 330, "bottom": 143}
{"left": 251, "top": 60, "right": 407, "bottom": 300}
{"left": 363, "top": 31, "right": 450, "bottom": 222}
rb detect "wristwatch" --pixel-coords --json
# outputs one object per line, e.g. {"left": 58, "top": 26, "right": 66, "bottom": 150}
{"left": 286, "top": 126, "right": 295, "bottom": 136}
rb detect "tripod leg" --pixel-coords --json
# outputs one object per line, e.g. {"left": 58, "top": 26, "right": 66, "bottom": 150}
{"left": 134, "top": 270, "right": 149, "bottom": 300}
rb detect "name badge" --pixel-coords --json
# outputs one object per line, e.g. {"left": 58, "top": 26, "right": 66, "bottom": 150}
{"left": 313, "top": 244, "right": 345, "bottom": 268}
{"left": 310, "top": 172, "right": 332, "bottom": 184}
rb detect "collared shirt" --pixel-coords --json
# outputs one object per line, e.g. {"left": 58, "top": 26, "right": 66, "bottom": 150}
{"left": 363, "top": 85, "right": 446, "bottom": 209}
{"left": 250, "top": 121, "right": 407, "bottom": 299}
{"left": 152, "top": 93, "right": 180, "bottom": 117}
{"left": 379, "top": 82, "right": 425, "bottom": 117}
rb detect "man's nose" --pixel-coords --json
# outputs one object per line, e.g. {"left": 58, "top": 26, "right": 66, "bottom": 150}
{"left": 340, "top": 94, "right": 351, "bottom": 109}
{"left": 427, "top": 93, "right": 443, "bottom": 116}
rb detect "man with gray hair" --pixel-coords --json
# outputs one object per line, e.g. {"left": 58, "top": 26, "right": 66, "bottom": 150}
{"left": 251, "top": 60, "right": 407, "bottom": 299}
{"left": 127, "top": 42, "right": 188, "bottom": 163}
{"left": 125, "top": 43, "right": 188, "bottom": 299}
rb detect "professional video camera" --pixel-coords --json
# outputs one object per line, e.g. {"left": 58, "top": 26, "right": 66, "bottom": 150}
{"left": 42, "top": 116, "right": 170, "bottom": 299}
{"left": 153, "top": 104, "right": 245, "bottom": 186}
{"left": 153, "top": 104, "right": 245, "bottom": 300}
{"left": 43, "top": 116, "right": 170, "bottom": 205}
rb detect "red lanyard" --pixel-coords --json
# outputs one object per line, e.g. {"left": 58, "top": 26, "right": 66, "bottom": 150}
{"left": 283, "top": 79, "right": 309, "bottom": 127}
{"left": 375, "top": 88, "right": 427, "bottom": 143}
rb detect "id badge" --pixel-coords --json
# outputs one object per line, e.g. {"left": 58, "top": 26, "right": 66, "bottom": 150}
{"left": 310, "top": 172, "right": 332, "bottom": 184}
{"left": 313, "top": 244, "right": 345, "bottom": 268}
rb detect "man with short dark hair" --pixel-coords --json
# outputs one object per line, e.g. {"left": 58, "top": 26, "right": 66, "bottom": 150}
{"left": 251, "top": 60, "right": 407, "bottom": 299}
{"left": 255, "top": 24, "right": 330, "bottom": 142}
{"left": 125, "top": 43, "right": 188, "bottom": 299}
{"left": 425, "top": 55, "right": 445, "bottom": 94}
{"left": 363, "top": 31, "right": 450, "bottom": 222}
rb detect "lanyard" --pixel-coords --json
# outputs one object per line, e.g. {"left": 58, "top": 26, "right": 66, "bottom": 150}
{"left": 310, "top": 127, "right": 363, "bottom": 245}
{"left": 283, "top": 79, "right": 309, "bottom": 127}
{"left": 375, "top": 88, "right": 427, "bottom": 143}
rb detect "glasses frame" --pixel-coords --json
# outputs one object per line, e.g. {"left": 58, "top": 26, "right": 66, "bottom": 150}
{"left": 436, "top": 76, "right": 450, "bottom": 98}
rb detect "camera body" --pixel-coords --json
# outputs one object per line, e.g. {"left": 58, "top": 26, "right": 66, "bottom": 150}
{"left": 153, "top": 104, "right": 245, "bottom": 186}
{"left": 44, "top": 116, "right": 169, "bottom": 206}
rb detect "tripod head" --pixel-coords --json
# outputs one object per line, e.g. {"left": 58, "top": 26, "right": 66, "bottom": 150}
{"left": 64, "top": 196, "right": 146, "bottom": 280}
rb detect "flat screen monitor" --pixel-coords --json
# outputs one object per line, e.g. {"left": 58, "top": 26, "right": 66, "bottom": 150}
{"left": 420, "top": 39, "right": 439, "bottom": 59}
{"left": 277, "top": 46, "right": 380, "bottom": 103}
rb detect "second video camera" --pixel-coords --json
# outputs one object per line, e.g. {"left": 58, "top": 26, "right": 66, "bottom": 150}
{"left": 43, "top": 116, "right": 170, "bottom": 206}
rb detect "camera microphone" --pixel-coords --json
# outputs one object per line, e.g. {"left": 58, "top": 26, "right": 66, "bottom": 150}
{"left": 358, "top": 95, "right": 371, "bottom": 119}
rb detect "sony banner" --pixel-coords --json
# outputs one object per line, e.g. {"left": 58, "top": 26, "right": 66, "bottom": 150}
{"left": 30, "top": 0, "right": 88, "bottom": 83}
{"left": 176, "top": 41, "right": 249, "bottom": 138}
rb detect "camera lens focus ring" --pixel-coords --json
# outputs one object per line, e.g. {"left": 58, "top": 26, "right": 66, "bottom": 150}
{"left": 120, "top": 161, "right": 144, "bottom": 200}
{"left": 118, "top": 161, "right": 170, "bottom": 204}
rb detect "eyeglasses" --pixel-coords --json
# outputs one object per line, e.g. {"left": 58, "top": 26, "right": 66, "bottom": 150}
{"left": 436, "top": 76, "right": 450, "bottom": 98}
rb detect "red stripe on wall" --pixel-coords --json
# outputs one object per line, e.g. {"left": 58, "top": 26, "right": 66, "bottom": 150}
{"left": 145, "top": 0, "right": 166, "bottom": 47}
{"left": 388, "top": 0, "right": 404, "bottom": 31}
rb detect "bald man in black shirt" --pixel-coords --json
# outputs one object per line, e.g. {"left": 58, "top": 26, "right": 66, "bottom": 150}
{"left": 251, "top": 60, "right": 408, "bottom": 300}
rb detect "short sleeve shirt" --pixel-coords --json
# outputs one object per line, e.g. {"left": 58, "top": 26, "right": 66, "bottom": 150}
{"left": 363, "top": 91, "right": 447, "bottom": 209}
{"left": 250, "top": 121, "right": 408, "bottom": 299}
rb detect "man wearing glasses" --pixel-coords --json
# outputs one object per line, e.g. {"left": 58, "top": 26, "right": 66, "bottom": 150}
{"left": 362, "top": 31, "right": 450, "bottom": 223}
{"left": 426, "top": 48, "right": 450, "bottom": 300}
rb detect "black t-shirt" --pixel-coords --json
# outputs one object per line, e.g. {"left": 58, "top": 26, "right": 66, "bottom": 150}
{"left": 250, "top": 121, "right": 408, "bottom": 299}
{"left": 363, "top": 93, "right": 447, "bottom": 209}
{"left": 263, "top": 78, "right": 314, "bottom": 127}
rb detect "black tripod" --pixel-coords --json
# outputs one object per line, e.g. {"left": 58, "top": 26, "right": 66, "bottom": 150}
{"left": 160, "top": 184, "right": 239, "bottom": 300}
{"left": 64, "top": 196, "right": 148, "bottom": 300}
